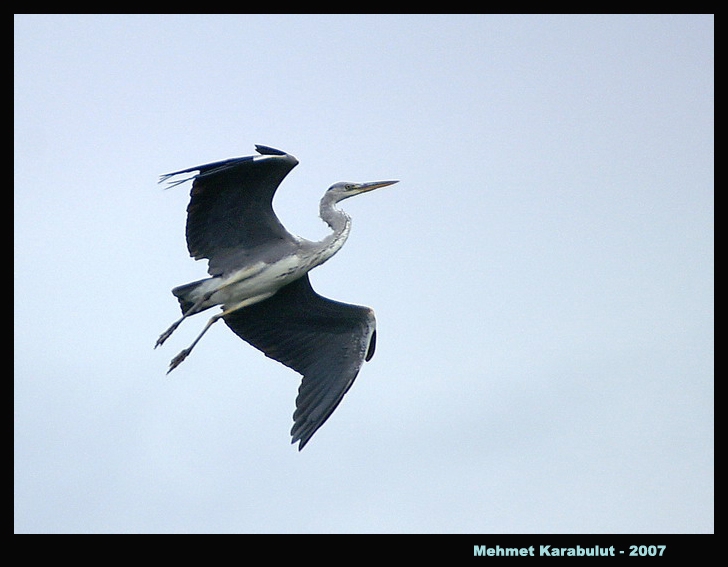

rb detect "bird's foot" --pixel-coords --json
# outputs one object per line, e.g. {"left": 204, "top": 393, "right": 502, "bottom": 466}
{"left": 167, "top": 348, "right": 191, "bottom": 374}
{"left": 155, "top": 321, "right": 181, "bottom": 349}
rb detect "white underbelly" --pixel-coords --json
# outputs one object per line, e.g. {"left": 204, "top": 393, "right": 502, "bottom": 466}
{"left": 202, "top": 256, "right": 307, "bottom": 309}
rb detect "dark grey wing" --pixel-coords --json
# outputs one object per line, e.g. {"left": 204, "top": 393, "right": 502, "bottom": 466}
{"left": 159, "top": 145, "right": 299, "bottom": 276}
{"left": 222, "top": 274, "right": 377, "bottom": 450}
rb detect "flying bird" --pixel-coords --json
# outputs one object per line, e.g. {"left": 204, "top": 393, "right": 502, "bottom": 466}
{"left": 155, "top": 145, "right": 398, "bottom": 450}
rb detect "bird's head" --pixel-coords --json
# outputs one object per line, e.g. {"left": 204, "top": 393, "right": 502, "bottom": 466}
{"left": 326, "top": 180, "right": 399, "bottom": 203}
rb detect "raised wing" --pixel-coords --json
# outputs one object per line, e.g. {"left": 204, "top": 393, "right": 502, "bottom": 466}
{"left": 222, "top": 274, "right": 377, "bottom": 450}
{"left": 159, "top": 145, "right": 299, "bottom": 276}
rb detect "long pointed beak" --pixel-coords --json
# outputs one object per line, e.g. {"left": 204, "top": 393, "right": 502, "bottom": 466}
{"left": 355, "top": 180, "right": 399, "bottom": 193}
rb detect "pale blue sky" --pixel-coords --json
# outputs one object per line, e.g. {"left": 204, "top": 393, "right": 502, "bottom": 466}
{"left": 15, "top": 14, "right": 713, "bottom": 533}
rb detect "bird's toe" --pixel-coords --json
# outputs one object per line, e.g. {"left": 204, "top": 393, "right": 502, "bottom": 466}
{"left": 167, "top": 348, "right": 191, "bottom": 374}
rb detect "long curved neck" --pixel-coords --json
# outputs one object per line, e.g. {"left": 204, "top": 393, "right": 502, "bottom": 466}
{"left": 313, "top": 191, "right": 351, "bottom": 265}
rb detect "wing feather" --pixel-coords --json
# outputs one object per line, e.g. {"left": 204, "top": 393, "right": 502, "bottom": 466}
{"left": 159, "top": 146, "right": 299, "bottom": 276}
{"left": 223, "top": 274, "right": 376, "bottom": 450}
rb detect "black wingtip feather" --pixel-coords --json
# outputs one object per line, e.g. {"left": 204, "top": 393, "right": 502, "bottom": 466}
{"left": 255, "top": 145, "right": 288, "bottom": 156}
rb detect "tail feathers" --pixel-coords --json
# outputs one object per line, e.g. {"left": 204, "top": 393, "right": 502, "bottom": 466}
{"left": 172, "top": 278, "right": 214, "bottom": 315}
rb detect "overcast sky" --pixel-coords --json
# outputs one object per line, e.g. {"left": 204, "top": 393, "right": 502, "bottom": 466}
{"left": 15, "top": 14, "right": 713, "bottom": 534}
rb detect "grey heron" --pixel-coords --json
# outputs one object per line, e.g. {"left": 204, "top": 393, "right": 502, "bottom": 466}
{"left": 155, "top": 145, "right": 398, "bottom": 450}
